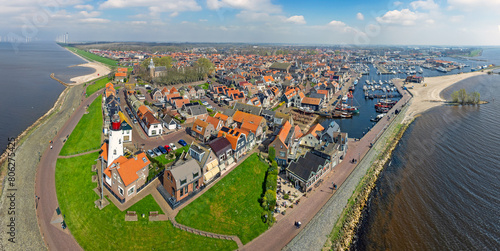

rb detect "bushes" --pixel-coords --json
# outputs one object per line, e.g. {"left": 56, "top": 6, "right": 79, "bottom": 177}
{"left": 268, "top": 147, "right": 275, "bottom": 162}
{"left": 260, "top": 161, "right": 278, "bottom": 227}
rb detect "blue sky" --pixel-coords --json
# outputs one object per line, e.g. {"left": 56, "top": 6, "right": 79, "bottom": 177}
{"left": 1, "top": 0, "right": 499, "bottom": 45}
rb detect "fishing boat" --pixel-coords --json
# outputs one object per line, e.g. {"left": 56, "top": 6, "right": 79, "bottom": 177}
{"left": 370, "top": 114, "right": 385, "bottom": 122}
{"left": 354, "top": 79, "right": 358, "bottom": 85}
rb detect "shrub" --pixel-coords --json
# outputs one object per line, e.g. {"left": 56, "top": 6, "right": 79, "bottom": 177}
{"left": 268, "top": 147, "right": 275, "bottom": 162}
{"left": 283, "top": 194, "right": 289, "bottom": 200}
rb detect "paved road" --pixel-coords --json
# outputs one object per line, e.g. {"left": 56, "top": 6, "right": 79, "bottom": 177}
{"left": 242, "top": 80, "right": 412, "bottom": 251}
{"left": 34, "top": 90, "right": 103, "bottom": 251}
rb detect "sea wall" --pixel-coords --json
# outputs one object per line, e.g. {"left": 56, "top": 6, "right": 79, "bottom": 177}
{"left": 324, "top": 109, "right": 413, "bottom": 250}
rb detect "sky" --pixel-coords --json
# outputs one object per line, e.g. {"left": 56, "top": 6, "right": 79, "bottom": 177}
{"left": 1, "top": 0, "right": 500, "bottom": 45}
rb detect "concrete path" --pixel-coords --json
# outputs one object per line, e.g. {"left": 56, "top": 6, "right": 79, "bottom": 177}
{"left": 57, "top": 149, "right": 100, "bottom": 159}
{"left": 34, "top": 89, "right": 103, "bottom": 251}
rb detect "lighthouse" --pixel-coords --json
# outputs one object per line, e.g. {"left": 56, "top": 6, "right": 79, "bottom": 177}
{"left": 108, "top": 114, "right": 123, "bottom": 166}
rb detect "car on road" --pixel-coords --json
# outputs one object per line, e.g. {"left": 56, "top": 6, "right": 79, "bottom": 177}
{"left": 178, "top": 139, "right": 187, "bottom": 146}
{"left": 206, "top": 105, "right": 213, "bottom": 109}
{"left": 164, "top": 145, "right": 172, "bottom": 153}
{"left": 202, "top": 101, "right": 209, "bottom": 105}
{"left": 158, "top": 145, "right": 167, "bottom": 154}
{"left": 169, "top": 143, "right": 177, "bottom": 150}
{"left": 147, "top": 149, "right": 155, "bottom": 157}
{"left": 153, "top": 148, "right": 162, "bottom": 156}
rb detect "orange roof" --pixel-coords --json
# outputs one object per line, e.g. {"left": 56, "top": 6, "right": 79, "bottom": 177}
{"left": 278, "top": 121, "right": 292, "bottom": 144}
{"left": 305, "top": 123, "right": 324, "bottom": 137}
{"left": 232, "top": 111, "right": 264, "bottom": 125}
{"left": 298, "top": 92, "right": 305, "bottom": 99}
{"left": 104, "top": 152, "right": 150, "bottom": 187}
{"left": 317, "top": 89, "right": 328, "bottom": 95}
{"left": 301, "top": 97, "right": 321, "bottom": 105}
{"left": 117, "top": 67, "right": 128, "bottom": 73}
{"left": 217, "top": 127, "right": 241, "bottom": 150}
{"left": 263, "top": 76, "right": 274, "bottom": 82}
{"left": 170, "top": 87, "right": 178, "bottom": 93}
{"left": 165, "top": 93, "right": 180, "bottom": 101}
{"left": 294, "top": 125, "right": 303, "bottom": 139}
{"left": 137, "top": 105, "right": 150, "bottom": 119}
{"left": 174, "top": 98, "right": 190, "bottom": 108}
{"left": 241, "top": 121, "right": 259, "bottom": 134}
{"left": 214, "top": 113, "right": 229, "bottom": 122}
{"left": 206, "top": 116, "right": 221, "bottom": 129}
{"left": 192, "top": 119, "right": 209, "bottom": 135}
{"left": 100, "top": 142, "right": 108, "bottom": 162}
{"left": 115, "top": 72, "right": 127, "bottom": 77}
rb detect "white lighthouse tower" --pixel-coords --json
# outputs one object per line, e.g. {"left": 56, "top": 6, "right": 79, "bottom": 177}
{"left": 108, "top": 114, "right": 123, "bottom": 166}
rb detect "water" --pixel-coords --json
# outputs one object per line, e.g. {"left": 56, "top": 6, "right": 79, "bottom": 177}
{"left": 0, "top": 41, "right": 92, "bottom": 154}
{"left": 353, "top": 74, "right": 500, "bottom": 250}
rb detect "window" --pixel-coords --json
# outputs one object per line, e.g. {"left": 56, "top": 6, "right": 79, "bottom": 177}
{"left": 128, "top": 187, "right": 135, "bottom": 195}
{"left": 280, "top": 151, "right": 286, "bottom": 157}
{"left": 118, "top": 186, "right": 124, "bottom": 196}
{"left": 193, "top": 172, "right": 199, "bottom": 178}
{"left": 184, "top": 186, "right": 188, "bottom": 194}
{"left": 113, "top": 173, "right": 117, "bottom": 179}
{"left": 180, "top": 188, "right": 184, "bottom": 196}
{"left": 180, "top": 179, "right": 187, "bottom": 185}
{"left": 196, "top": 125, "right": 203, "bottom": 132}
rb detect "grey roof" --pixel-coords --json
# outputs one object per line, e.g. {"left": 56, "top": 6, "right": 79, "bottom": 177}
{"left": 261, "top": 109, "right": 276, "bottom": 117}
{"left": 170, "top": 158, "right": 202, "bottom": 189}
{"left": 223, "top": 108, "right": 236, "bottom": 117}
{"left": 269, "top": 62, "right": 291, "bottom": 71}
{"left": 162, "top": 114, "right": 178, "bottom": 125}
{"left": 309, "top": 93, "right": 325, "bottom": 100}
{"left": 189, "top": 105, "right": 207, "bottom": 116}
{"left": 320, "top": 121, "right": 341, "bottom": 143}
{"left": 156, "top": 66, "right": 167, "bottom": 72}
{"left": 233, "top": 102, "right": 262, "bottom": 116}
{"left": 287, "top": 152, "right": 329, "bottom": 182}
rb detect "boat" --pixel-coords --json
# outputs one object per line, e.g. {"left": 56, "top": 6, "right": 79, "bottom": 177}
{"left": 370, "top": 114, "right": 385, "bottom": 122}
{"left": 341, "top": 95, "right": 348, "bottom": 101}
{"left": 437, "top": 66, "right": 448, "bottom": 73}
{"left": 354, "top": 79, "right": 358, "bottom": 85}
{"left": 348, "top": 85, "right": 355, "bottom": 92}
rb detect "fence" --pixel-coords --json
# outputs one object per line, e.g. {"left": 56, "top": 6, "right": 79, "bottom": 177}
{"left": 137, "top": 170, "right": 164, "bottom": 193}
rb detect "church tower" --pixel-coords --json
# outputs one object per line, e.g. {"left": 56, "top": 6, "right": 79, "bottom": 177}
{"left": 149, "top": 58, "right": 155, "bottom": 79}
{"left": 108, "top": 114, "right": 123, "bottom": 166}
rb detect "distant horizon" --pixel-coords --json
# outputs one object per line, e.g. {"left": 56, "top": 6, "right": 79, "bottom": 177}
{"left": 1, "top": 0, "right": 500, "bottom": 46}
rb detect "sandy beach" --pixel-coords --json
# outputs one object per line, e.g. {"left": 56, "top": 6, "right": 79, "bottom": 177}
{"left": 399, "top": 71, "right": 486, "bottom": 122}
{"left": 67, "top": 62, "right": 111, "bottom": 85}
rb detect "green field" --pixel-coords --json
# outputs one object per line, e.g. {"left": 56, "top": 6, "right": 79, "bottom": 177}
{"left": 55, "top": 153, "right": 238, "bottom": 250}
{"left": 65, "top": 46, "right": 118, "bottom": 67}
{"left": 176, "top": 153, "right": 269, "bottom": 244}
{"left": 59, "top": 95, "right": 103, "bottom": 156}
{"left": 86, "top": 77, "right": 110, "bottom": 97}
{"left": 198, "top": 82, "right": 210, "bottom": 90}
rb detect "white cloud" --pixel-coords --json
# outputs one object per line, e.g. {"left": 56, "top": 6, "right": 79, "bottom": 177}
{"left": 170, "top": 12, "right": 179, "bottom": 17}
{"left": 376, "top": 9, "right": 427, "bottom": 26}
{"left": 199, "top": 19, "right": 208, "bottom": 22}
{"left": 498, "top": 25, "right": 500, "bottom": 33}
{"left": 79, "top": 18, "right": 110, "bottom": 23}
{"left": 356, "top": 12, "right": 364, "bottom": 20}
{"left": 410, "top": 0, "right": 439, "bottom": 10}
{"left": 79, "top": 11, "right": 101, "bottom": 18}
{"left": 393, "top": 1, "right": 403, "bottom": 6}
{"left": 130, "top": 21, "right": 147, "bottom": 25}
{"left": 449, "top": 15, "right": 464, "bottom": 23}
{"left": 75, "top": 4, "right": 94, "bottom": 11}
{"left": 448, "top": 0, "right": 500, "bottom": 10}
{"left": 100, "top": 0, "right": 202, "bottom": 13}
{"left": 328, "top": 20, "right": 346, "bottom": 27}
{"left": 206, "top": 0, "right": 281, "bottom": 13}
{"left": 285, "top": 15, "right": 306, "bottom": 25}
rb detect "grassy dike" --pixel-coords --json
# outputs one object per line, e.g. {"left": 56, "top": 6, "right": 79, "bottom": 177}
{"left": 324, "top": 107, "right": 414, "bottom": 250}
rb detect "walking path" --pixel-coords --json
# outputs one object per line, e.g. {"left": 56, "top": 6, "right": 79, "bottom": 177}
{"left": 170, "top": 218, "right": 244, "bottom": 248}
{"left": 57, "top": 149, "right": 100, "bottom": 159}
{"left": 34, "top": 90, "right": 103, "bottom": 251}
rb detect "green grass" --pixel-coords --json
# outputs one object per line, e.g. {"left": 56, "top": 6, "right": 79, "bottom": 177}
{"left": 176, "top": 153, "right": 269, "bottom": 244}
{"left": 198, "top": 82, "right": 210, "bottom": 90}
{"left": 60, "top": 95, "right": 103, "bottom": 156}
{"left": 86, "top": 77, "right": 110, "bottom": 97}
{"left": 55, "top": 153, "right": 237, "bottom": 250}
{"left": 65, "top": 46, "right": 118, "bottom": 67}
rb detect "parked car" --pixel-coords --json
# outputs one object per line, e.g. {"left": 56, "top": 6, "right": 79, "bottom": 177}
{"left": 158, "top": 145, "right": 167, "bottom": 154}
{"left": 164, "top": 145, "right": 172, "bottom": 153}
{"left": 147, "top": 149, "right": 155, "bottom": 157}
{"left": 169, "top": 143, "right": 177, "bottom": 150}
{"left": 202, "top": 101, "right": 209, "bottom": 105}
{"left": 206, "top": 105, "right": 213, "bottom": 109}
{"left": 133, "top": 118, "right": 138, "bottom": 124}
{"left": 153, "top": 148, "right": 162, "bottom": 156}
{"left": 178, "top": 139, "right": 187, "bottom": 146}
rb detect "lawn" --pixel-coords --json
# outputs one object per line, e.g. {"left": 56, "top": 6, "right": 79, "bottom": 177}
{"left": 198, "top": 82, "right": 210, "bottom": 89}
{"left": 59, "top": 95, "right": 103, "bottom": 156}
{"left": 66, "top": 46, "right": 118, "bottom": 67}
{"left": 176, "top": 153, "right": 269, "bottom": 244}
{"left": 86, "top": 77, "right": 110, "bottom": 97}
{"left": 55, "top": 153, "right": 238, "bottom": 251}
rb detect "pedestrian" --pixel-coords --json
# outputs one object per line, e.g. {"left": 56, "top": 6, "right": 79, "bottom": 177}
{"left": 50, "top": 145, "right": 53, "bottom": 150}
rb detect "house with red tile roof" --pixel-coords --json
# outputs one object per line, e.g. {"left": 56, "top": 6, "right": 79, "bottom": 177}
{"left": 115, "top": 72, "right": 127, "bottom": 82}
{"left": 217, "top": 126, "right": 247, "bottom": 160}
{"left": 191, "top": 119, "right": 215, "bottom": 143}
{"left": 214, "top": 112, "right": 233, "bottom": 127}
{"left": 300, "top": 123, "right": 324, "bottom": 148}
{"left": 103, "top": 152, "right": 150, "bottom": 203}
{"left": 206, "top": 115, "right": 223, "bottom": 131}
{"left": 269, "top": 120, "right": 295, "bottom": 166}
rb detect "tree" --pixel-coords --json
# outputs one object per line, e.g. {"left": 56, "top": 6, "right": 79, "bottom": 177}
{"left": 457, "top": 89, "right": 467, "bottom": 104}
{"left": 451, "top": 91, "right": 459, "bottom": 103}
{"left": 268, "top": 147, "right": 275, "bottom": 162}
